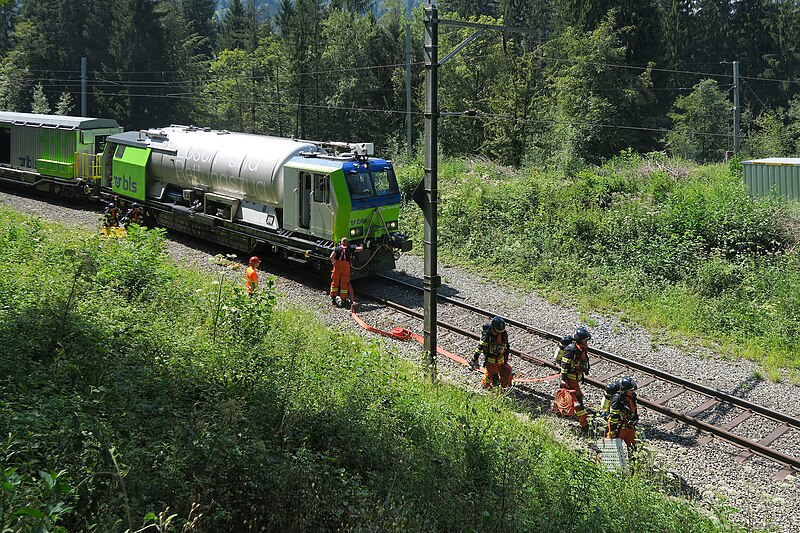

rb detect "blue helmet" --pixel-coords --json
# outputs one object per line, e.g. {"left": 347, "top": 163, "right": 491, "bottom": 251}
{"left": 620, "top": 376, "right": 637, "bottom": 391}
{"left": 490, "top": 316, "right": 506, "bottom": 332}
{"left": 574, "top": 326, "right": 591, "bottom": 341}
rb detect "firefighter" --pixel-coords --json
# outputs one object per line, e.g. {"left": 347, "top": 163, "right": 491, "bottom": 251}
{"left": 246, "top": 256, "right": 260, "bottom": 296}
{"left": 606, "top": 377, "right": 639, "bottom": 450}
{"left": 599, "top": 376, "right": 637, "bottom": 414}
{"left": 121, "top": 203, "right": 143, "bottom": 228}
{"left": 329, "top": 237, "right": 363, "bottom": 307}
{"left": 102, "top": 202, "right": 121, "bottom": 232}
{"left": 553, "top": 325, "right": 592, "bottom": 364}
{"left": 470, "top": 316, "right": 513, "bottom": 389}
{"left": 556, "top": 326, "right": 592, "bottom": 431}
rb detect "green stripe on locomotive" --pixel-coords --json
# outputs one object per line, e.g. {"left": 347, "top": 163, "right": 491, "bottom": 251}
{"left": 330, "top": 168, "right": 350, "bottom": 239}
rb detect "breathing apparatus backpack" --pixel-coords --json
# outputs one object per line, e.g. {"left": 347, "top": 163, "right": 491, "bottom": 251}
{"left": 554, "top": 335, "right": 574, "bottom": 364}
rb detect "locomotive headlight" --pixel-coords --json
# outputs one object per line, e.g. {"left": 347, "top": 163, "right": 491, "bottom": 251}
{"left": 349, "top": 227, "right": 363, "bottom": 238}
{"left": 386, "top": 221, "right": 398, "bottom": 231}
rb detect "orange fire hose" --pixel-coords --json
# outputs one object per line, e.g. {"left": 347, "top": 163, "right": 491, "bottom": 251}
{"left": 350, "top": 307, "right": 561, "bottom": 384}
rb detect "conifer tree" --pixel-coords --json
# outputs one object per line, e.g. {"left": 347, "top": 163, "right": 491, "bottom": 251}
{"left": 182, "top": 0, "right": 216, "bottom": 57}
{"left": 55, "top": 92, "right": 73, "bottom": 115}
{"left": 98, "top": 0, "right": 171, "bottom": 128}
{"left": 0, "top": 1, "right": 15, "bottom": 53}
{"left": 219, "top": 0, "right": 247, "bottom": 51}
{"left": 275, "top": 0, "right": 294, "bottom": 39}
{"left": 31, "top": 83, "right": 50, "bottom": 114}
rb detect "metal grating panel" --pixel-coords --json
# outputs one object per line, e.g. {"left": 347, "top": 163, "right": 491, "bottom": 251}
{"left": 595, "top": 438, "right": 627, "bottom": 471}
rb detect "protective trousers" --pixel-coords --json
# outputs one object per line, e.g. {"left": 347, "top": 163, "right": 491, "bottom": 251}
{"left": 481, "top": 362, "right": 512, "bottom": 389}
{"left": 330, "top": 259, "right": 351, "bottom": 299}
{"left": 607, "top": 425, "right": 636, "bottom": 448}
{"left": 563, "top": 378, "right": 588, "bottom": 427}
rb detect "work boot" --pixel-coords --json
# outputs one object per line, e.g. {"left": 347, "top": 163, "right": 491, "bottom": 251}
{"left": 331, "top": 295, "right": 338, "bottom": 306}
{"left": 343, "top": 299, "right": 352, "bottom": 308}
{"left": 579, "top": 425, "right": 589, "bottom": 436}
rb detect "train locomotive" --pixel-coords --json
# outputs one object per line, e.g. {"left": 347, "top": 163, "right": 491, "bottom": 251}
{"left": 0, "top": 112, "right": 412, "bottom": 278}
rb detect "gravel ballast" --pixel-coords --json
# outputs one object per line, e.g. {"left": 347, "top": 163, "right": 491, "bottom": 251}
{"left": 2, "top": 190, "right": 798, "bottom": 532}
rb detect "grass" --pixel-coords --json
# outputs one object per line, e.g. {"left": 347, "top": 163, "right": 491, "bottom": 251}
{"left": 395, "top": 153, "right": 800, "bottom": 382}
{"left": 0, "top": 207, "right": 748, "bottom": 531}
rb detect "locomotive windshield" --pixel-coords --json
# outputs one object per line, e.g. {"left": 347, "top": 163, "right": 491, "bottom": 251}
{"left": 346, "top": 168, "right": 400, "bottom": 199}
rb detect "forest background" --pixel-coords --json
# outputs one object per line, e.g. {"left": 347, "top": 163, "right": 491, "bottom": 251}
{"left": 1, "top": 0, "right": 800, "bottom": 167}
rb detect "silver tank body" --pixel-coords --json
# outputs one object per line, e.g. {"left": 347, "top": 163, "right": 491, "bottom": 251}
{"left": 145, "top": 126, "right": 318, "bottom": 206}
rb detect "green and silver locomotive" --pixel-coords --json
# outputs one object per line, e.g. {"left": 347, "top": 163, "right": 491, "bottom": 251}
{"left": 0, "top": 112, "right": 411, "bottom": 278}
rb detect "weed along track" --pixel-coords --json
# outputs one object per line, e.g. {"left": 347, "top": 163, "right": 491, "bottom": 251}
{"left": 2, "top": 190, "right": 799, "bottom": 530}
{"left": 353, "top": 274, "right": 800, "bottom": 481}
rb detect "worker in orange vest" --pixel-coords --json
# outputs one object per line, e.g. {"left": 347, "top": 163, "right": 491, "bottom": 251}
{"left": 246, "top": 256, "right": 260, "bottom": 296}
{"left": 329, "top": 237, "right": 363, "bottom": 307}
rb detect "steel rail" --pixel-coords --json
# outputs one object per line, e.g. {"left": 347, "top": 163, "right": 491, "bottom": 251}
{"left": 367, "top": 276, "right": 800, "bottom": 474}
{"left": 379, "top": 274, "right": 800, "bottom": 431}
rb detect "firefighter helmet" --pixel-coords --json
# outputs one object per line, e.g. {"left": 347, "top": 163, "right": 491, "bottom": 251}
{"left": 574, "top": 326, "right": 592, "bottom": 341}
{"left": 249, "top": 256, "right": 260, "bottom": 265}
{"left": 490, "top": 316, "right": 506, "bottom": 332}
{"left": 620, "top": 376, "right": 637, "bottom": 391}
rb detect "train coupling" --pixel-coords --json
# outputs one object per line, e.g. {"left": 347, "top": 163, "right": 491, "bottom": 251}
{"left": 363, "top": 233, "right": 411, "bottom": 252}
{"left": 390, "top": 232, "right": 412, "bottom": 252}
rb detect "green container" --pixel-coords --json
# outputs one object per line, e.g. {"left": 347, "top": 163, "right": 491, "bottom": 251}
{"left": 36, "top": 158, "right": 73, "bottom": 179}
{"left": 742, "top": 158, "right": 800, "bottom": 198}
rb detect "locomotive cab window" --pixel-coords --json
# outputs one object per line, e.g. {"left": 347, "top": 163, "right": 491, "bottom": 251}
{"left": 346, "top": 169, "right": 399, "bottom": 199}
{"left": 114, "top": 144, "right": 126, "bottom": 159}
{"left": 347, "top": 172, "right": 372, "bottom": 199}
{"left": 314, "top": 173, "right": 329, "bottom": 204}
{"left": 372, "top": 170, "right": 398, "bottom": 196}
{"left": 95, "top": 135, "right": 109, "bottom": 154}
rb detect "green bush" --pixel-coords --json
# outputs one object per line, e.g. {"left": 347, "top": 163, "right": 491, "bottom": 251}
{"left": 0, "top": 207, "right": 741, "bottom": 531}
{"left": 397, "top": 155, "right": 799, "bottom": 375}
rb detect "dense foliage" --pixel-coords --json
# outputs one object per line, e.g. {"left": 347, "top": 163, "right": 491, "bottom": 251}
{"left": 396, "top": 153, "right": 800, "bottom": 380}
{"left": 1, "top": 0, "right": 800, "bottom": 165}
{"left": 0, "top": 208, "right": 744, "bottom": 531}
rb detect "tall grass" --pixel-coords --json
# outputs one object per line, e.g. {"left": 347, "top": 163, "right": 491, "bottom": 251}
{"left": 0, "top": 208, "right": 743, "bottom": 530}
{"left": 396, "top": 153, "right": 800, "bottom": 380}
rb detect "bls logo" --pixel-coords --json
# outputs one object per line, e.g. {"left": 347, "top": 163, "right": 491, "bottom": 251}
{"left": 113, "top": 174, "right": 138, "bottom": 193}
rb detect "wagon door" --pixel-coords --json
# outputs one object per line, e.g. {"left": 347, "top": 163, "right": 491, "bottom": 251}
{"left": 0, "top": 127, "right": 9, "bottom": 164}
{"left": 299, "top": 171, "right": 312, "bottom": 230}
{"left": 310, "top": 172, "right": 332, "bottom": 238}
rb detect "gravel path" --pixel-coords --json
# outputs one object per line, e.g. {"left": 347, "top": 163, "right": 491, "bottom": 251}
{"left": 2, "top": 190, "right": 798, "bottom": 532}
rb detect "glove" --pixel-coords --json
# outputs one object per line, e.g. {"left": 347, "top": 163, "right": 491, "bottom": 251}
{"left": 470, "top": 350, "right": 480, "bottom": 371}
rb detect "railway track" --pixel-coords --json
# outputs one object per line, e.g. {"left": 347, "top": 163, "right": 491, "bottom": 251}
{"left": 354, "top": 274, "right": 800, "bottom": 480}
